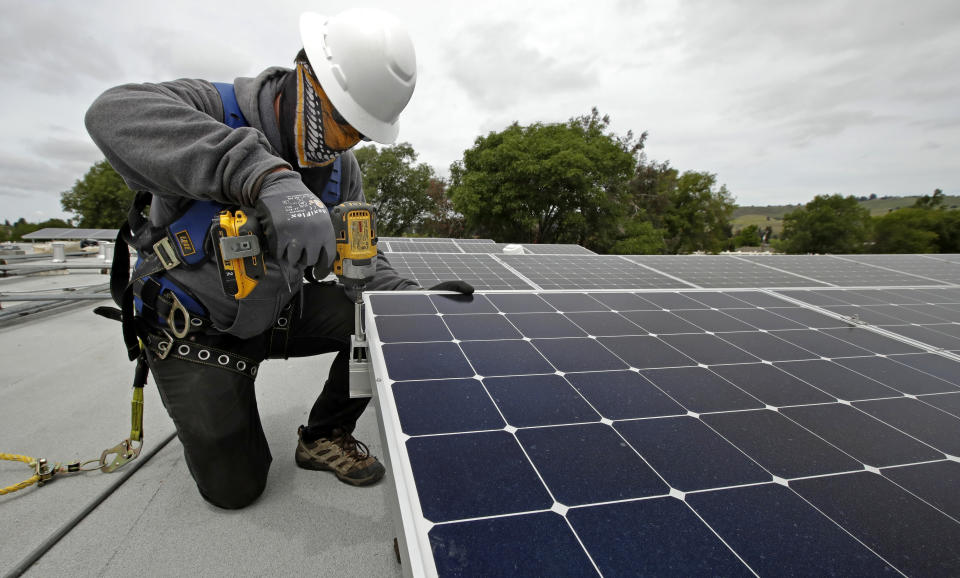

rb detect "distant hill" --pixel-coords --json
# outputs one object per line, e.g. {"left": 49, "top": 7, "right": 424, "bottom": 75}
{"left": 732, "top": 195, "right": 960, "bottom": 235}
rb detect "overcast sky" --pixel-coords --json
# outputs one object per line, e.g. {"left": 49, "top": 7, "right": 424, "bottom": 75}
{"left": 1, "top": 0, "right": 958, "bottom": 223}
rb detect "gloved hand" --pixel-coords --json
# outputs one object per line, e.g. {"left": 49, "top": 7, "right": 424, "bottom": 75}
{"left": 255, "top": 170, "right": 336, "bottom": 272}
{"left": 428, "top": 280, "right": 474, "bottom": 295}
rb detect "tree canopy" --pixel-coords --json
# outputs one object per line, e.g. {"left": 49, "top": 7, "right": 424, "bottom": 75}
{"left": 60, "top": 159, "right": 136, "bottom": 228}
{"left": 354, "top": 143, "right": 435, "bottom": 237}
{"left": 780, "top": 194, "right": 872, "bottom": 254}
{"left": 448, "top": 108, "right": 641, "bottom": 247}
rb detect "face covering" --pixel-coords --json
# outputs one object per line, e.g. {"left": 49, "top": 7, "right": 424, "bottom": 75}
{"left": 281, "top": 60, "right": 363, "bottom": 168}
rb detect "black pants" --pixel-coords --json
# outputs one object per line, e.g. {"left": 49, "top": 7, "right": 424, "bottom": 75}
{"left": 144, "top": 283, "right": 370, "bottom": 509}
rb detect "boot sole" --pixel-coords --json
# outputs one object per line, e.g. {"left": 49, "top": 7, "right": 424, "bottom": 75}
{"left": 295, "top": 455, "right": 384, "bottom": 487}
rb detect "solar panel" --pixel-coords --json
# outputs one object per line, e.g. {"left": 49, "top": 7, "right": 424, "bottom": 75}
{"left": 382, "top": 253, "right": 534, "bottom": 290}
{"left": 383, "top": 240, "right": 462, "bottom": 253}
{"left": 366, "top": 289, "right": 960, "bottom": 576}
{"left": 455, "top": 242, "right": 510, "bottom": 254}
{"left": 499, "top": 255, "right": 694, "bottom": 289}
{"left": 624, "top": 255, "right": 828, "bottom": 288}
{"left": 835, "top": 254, "right": 960, "bottom": 285}
{"left": 518, "top": 244, "right": 596, "bottom": 255}
{"left": 775, "top": 288, "right": 960, "bottom": 354}
{"left": 733, "top": 254, "right": 948, "bottom": 286}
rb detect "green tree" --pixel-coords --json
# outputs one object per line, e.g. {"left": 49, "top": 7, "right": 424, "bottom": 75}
{"left": 61, "top": 159, "right": 135, "bottom": 228}
{"left": 912, "top": 188, "right": 945, "bottom": 210}
{"left": 608, "top": 220, "right": 665, "bottom": 254}
{"left": 354, "top": 143, "right": 435, "bottom": 236}
{"left": 627, "top": 159, "right": 735, "bottom": 254}
{"left": 781, "top": 194, "right": 872, "bottom": 253}
{"left": 449, "top": 108, "right": 641, "bottom": 247}
{"left": 418, "top": 179, "right": 465, "bottom": 238}
{"left": 731, "top": 224, "right": 762, "bottom": 249}
{"left": 872, "top": 209, "right": 940, "bottom": 253}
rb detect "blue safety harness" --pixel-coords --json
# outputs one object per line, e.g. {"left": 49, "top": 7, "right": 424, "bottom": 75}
{"left": 108, "top": 81, "right": 342, "bottom": 357}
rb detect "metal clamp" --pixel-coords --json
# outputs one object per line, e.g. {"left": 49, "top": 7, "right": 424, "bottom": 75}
{"left": 166, "top": 293, "right": 191, "bottom": 339}
{"left": 153, "top": 237, "right": 181, "bottom": 270}
{"left": 99, "top": 438, "right": 142, "bottom": 473}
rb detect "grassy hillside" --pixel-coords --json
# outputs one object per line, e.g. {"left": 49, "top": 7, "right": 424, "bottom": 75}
{"left": 731, "top": 195, "right": 960, "bottom": 236}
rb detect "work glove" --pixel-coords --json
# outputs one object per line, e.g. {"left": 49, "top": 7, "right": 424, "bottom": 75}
{"left": 428, "top": 280, "right": 475, "bottom": 295}
{"left": 255, "top": 170, "right": 336, "bottom": 272}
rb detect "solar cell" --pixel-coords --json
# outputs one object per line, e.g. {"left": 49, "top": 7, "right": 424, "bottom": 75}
{"left": 367, "top": 289, "right": 960, "bottom": 575}
{"left": 499, "top": 255, "right": 693, "bottom": 289}
{"left": 836, "top": 254, "right": 960, "bottom": 284}
{"left": 625, "top": 255, "right": 827, "bottom": 288}
{"left": 382, "top": 253, "right": 534, "bottom": 290}
{"left": 734, "top": 254, "right": 948, "bottom": 286}
{"left": 383, "top": 240, "right": 462, "bottom": 253}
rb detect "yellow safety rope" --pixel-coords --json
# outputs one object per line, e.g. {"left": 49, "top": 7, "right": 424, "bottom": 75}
{"left": 0, "top": 453, "right": 40, "bottom": 495}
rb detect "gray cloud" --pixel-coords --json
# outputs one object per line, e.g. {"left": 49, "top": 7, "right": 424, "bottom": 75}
{"left": 444, "top": 20, "right": 598, "bottom": 110}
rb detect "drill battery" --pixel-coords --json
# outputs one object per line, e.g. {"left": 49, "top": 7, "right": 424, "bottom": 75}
{"left": 211, "top": 209, "right": 265, "bottom": 299}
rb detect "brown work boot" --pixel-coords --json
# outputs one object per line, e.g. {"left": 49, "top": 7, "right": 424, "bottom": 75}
{"left": 295, "top": 426, "right": 386, "bottom": 486}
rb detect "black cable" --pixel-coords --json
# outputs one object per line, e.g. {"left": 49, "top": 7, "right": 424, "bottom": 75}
{"left": 2, "top": 431, "right": 178, "bottom": 578}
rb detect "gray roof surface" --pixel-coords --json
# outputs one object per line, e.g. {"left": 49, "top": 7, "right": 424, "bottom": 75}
{"left": 0, "top": 294, "right": 402, "bottom": 576}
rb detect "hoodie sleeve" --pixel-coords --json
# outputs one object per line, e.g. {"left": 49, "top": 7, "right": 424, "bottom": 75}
{"left": 84, "top": 78, "right": 288, "bottom": 207}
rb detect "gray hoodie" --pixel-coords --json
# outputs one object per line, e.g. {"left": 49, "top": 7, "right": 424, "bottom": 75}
{"left": 85, "top": 67, "right": 418, "bottom": 337}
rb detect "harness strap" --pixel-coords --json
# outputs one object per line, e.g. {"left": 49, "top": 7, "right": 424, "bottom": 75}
{"left": 144, "top": 332, "right": 260, "bottom": 379}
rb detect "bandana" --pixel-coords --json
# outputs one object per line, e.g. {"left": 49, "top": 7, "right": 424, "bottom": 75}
{"left": 290, "top": 60, "right": 363, "bottom": 168}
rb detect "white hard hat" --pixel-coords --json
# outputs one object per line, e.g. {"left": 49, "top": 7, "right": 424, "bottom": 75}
{"left": 300, "top": 9, "right": 417, "bottom": 144}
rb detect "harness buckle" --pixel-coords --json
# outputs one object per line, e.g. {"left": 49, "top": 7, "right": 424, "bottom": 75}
{"left": 166, "top": 293, "right": 191, "bottom": 339}
{"left": 153, "top": 237, "right": 181, "bottom": 270}
{"left": 155, "top": 329, "right": 174, "bottom": 360}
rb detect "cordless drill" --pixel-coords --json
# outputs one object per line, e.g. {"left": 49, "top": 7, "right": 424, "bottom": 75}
{"left": 323, "top": 202, "right": 378, "bottom": 395}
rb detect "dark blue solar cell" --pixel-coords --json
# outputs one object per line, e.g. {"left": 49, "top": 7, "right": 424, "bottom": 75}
{"left": 619, "top": 310, "right": 702, "bottom": 334}
{"left": 460, "top": 339, "right": 554, "bottom": 376}
{"left": 687, "top": 292, "right": 752, "bottom": 309}
{"left": 406, "top": 431, "right": 552, "bottom": 522}
{"left": 658, "top": 333, "right": 760, "bottom": 365}
{"left": 854, "top": 397, "right": 960, "bottom": 455}
{"left": 564, "top": 312, "right": 646, "bottom": 336}
{"left": 429, "top": 293, "right": 497, "bottom": 314}
{"left": 821, "top": 327, "right": 924, "bottom": 355}
{"left": 381, "top": 342, "right": 474, "bottom": 381}
{"left": 639, "top": 292, "right": 710, "bottom": 310}
{"left": 726, "top": 291, "right": 792, "bottom": 307}
{"left": 640, "top": 367, "right": 764, "bottom": 413}
{"left": 616, "top": 416, "right": 770, "bottom": 491}
{"left": 836, "top": 356, "right": 959, "bottom": 395}
{"left": 883, "top": 460, "right": 960, "bottom": 520}
{"left": 781, "top": 403, "right": 944, "bottom": 467}
{"left": 516, "top": 423, "right": 668, "bottom": 505}
{"left": 443, "top": 314, "right": 523, "bottom": 340}
{"left": 567, "top": 497, "right": 751, "bottom": 577}
{"left": 715, "top": 331, "right": 820, "bottom": 362}
{"left": 722, "top": 307, "right": 807, "bottom": 330}
{"left": 565, "top": 370, "right": 685, "bottom": 419}
{"left": 919, "top": 392, "right": 960, "bottom": 418}
{"left": 485, "top": 293, "right": 555, "bottom": 313}
{"left": 702, "top": 409, "right": 862, "bottom": 479}
{"left": 768, "top": 308, "right": 847, "bottom": 329}
{"left": 429, "top": 512, "right": 597, "bottom": 577}
{"left": 484, "top": 374, "right": 600, "bottom": 427}
{"left": 791, "top": 471, "right": 960, "bottom": 577}
{"left": 687, "top": 484, "right": 895, "bottom": 577}
{"left": 532, "top": 337, "right": 629, "bottom": 372}
{"left": 887, "top": 325, "right": 960, "bottom": 349}
{"left": 592, "top": 292, "right": 660, "bottom": 310}
{"left": 540, "top": 292, "right": 607, "bottom": 312}
{"left": 774, "top": 359, "right": 901, "bottom": 400}
{"left": 672, "top": 309, "right": 756, "bottom": 332}
{"left": 770, "top": 329, "right": 873, "bottom": 357}
{"left": 393, "top": 379, "right": 505, "bottom": 435}
{"left": 506, "top": 313, "right": 587, "bottom": 338}
{"left": 598, "top": 335, "right": 695, "bottom": 369}
{"left": 368, "top": 293, "right": 436, "bottom": 315}
{"left": 374, "top": 314, "right": 451, "bottom": 342}
{"left": 711, "top": 363, "right": 835, "bottom": 406}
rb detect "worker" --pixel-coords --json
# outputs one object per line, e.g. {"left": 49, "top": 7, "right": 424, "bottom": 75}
{"left": 85, "top": 9, "right": 471, "bottom": 509}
